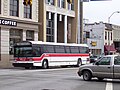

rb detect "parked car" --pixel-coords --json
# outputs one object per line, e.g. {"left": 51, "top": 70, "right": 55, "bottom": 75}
{"left": 77, "top": 55, "right": 120, "bottom": 81}
{"left": 90, "top": 55, "right": 102, "bottom": 63}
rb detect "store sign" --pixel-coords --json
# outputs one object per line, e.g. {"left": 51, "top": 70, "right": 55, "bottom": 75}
{"left": 0, "top": 19, "right": 17, "bottom": 26}
{"left": 91, "top": 41, "right": 97, "bottom": 46}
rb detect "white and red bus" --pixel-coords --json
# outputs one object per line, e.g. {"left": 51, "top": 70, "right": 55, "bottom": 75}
{"left": 12, "top": 41, "right": 90, "bottom": 69}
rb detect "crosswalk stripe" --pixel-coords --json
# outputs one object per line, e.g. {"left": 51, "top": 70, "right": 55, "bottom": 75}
{"left": 106, "top": 79, "right": 113, "bottom": 90}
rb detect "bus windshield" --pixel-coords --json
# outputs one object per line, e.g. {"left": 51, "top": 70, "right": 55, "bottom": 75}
{"left": 14, "top": 46, "right": 33, "bottom": 57}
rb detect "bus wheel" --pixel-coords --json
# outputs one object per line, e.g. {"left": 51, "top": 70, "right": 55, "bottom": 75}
{"left": 42, "top": 60, "right": 49, "bottom": 69}
{"left": 77, "top": 59, "right": 82, "bottom": 67}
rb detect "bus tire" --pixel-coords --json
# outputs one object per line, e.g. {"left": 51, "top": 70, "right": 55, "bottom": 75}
{"left": 42, "top": 60, "right": 49, "bottom": 69}
{"left": 77, "top": 59, "right": 82, "bottom": 67}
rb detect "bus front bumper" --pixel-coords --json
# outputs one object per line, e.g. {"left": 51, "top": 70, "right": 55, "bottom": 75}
{"left": 12, "top": 61, "right": 42, "bottom": 67}
{"left": 12, "top": 63, "right": 33, "bottom": 67}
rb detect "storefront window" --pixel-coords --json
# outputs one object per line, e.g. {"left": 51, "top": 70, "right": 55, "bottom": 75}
{"left": 9, "top": 29, "right": 23, "bottom": 54}
{"left": 26, "top": 30, "right": 34, "bottom": 41}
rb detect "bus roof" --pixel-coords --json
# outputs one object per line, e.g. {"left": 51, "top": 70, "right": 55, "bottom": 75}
{"left": 29, "top": 41, "right": 88, "bottom": 47}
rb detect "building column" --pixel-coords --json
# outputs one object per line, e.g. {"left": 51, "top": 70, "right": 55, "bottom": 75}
{"left": 59, "top": 0, "right": 62, "bottom": 8}
{"left": 54, "top": 13, "right": 57, "bottom": 43}
{"left": 23, "top": 30, "right": 26, "bottom": 41}
{"left": 34, "top": 31, "right": 38, "bottom": 41}
{"left": 0, "top": 27, "right": 10, "bottom": 68}
{"left": 54, "top": 0, "right": 57, "bottom": 6}
{"left": 64, "top": 15, "right": 67, "bottom": 43}
{"left": 65, "top": 0, "right": 68, "bottom": 9}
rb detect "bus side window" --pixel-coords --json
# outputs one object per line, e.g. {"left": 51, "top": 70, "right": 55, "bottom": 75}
{"left": 65, "top": 46, "right": 70, "bottom": 53}
{"left": 79, "top": 47, "right": 89, "bottom": 54}
{"left": 42, "top": 45, "right": 48, "bottom": 53}
{"left": 33, "top": 47, "right": 41, "bottom": 57}
{"left": 46, "top": 45, "right": 55, "bottom": 53}
{"left": 70, "top": 46, "right": 79, "bottom": 53}
{"left": 55, "top": 45, "right": 65, "bottom": 53}
{"left": 85, "top": 47, "right": 89, "bottom": 53}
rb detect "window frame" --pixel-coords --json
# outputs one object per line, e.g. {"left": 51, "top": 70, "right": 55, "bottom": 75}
{"left": 55, "top": 45, "right": 65, "bottom": 53}
{"left": 105, "top": 31, "right": 107, "bottom": 40}
{"left": 26, "top": 30, "right": 34, "bottom": 41}
{"left": 86, "top": 32, "right": 90, "bottom": 38}
{"left": 70, "top": 46, "right": 79, "bottom": 53}
{"left": 114, "top": 56, "right": 120, "bottom": 65}
{"left": 79, "top": 46, "right": 89, "bottom": 54}
{"left": 24, "top": 5, "right": 32, "bottom": 19}
{"left": 111, "top": 32, "right": 112, "bottom": 40}
{"left": 46, "top": 0, "right": 54, "bottom": 5}
{"left": 10, "top": 0, "right": 19, "bottom": 17}
{"left": 43, "top": 45, "right": 55, "bottom": 53}
{"left": 97, "top": 57, "right": 111, "bottom": 65}
{"left": 65, "top": 46, "right": 70, "bottom": 53}
{"left": 68, "top": 0, "right": 74, "bottom": 10}
{"left": 46, "top": 12, "right": 54, "bottom": 42}
{"left": 9, "top": 29, "right": 23, "bottom": 55}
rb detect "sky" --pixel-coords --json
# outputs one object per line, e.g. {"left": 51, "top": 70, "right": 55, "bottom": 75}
{"left": 83, "top": 0, "right": 120, "bottom": 25}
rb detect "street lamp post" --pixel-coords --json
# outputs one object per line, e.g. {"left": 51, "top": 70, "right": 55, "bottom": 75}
{"left": 108, "top": 11, "right": 120, "bottom": 55}
{"left": 108, "top": 11, "right": 120, "bottom": 23}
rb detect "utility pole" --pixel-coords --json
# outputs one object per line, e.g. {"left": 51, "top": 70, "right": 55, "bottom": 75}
{"left": 80, "top": 1, "right": 83, "bottom": 43}
{"left": 78, "top": 0, "right": 89, "bottom": 44}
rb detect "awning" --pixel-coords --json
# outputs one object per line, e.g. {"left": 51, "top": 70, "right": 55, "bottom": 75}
{"left": 104, "top": 45, "right": 116, "bottom": 52}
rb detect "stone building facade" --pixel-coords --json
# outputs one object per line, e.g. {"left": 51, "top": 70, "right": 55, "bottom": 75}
{"left": 0, "top": 0, "right": 39, "bottom": 68}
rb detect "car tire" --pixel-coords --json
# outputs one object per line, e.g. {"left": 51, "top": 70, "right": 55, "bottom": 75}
{"left": 83, "top": 71, "right": 92, "bottom": 81}
{"left": 42, "top": 60, "right": 49, "bottom": 69}
{"left": 97, "top": 77, "right": 104, "bottom": 81}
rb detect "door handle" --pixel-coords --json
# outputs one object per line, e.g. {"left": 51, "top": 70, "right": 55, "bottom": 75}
{"left": 107, "top": 67, "right": 111, "bottom": 69}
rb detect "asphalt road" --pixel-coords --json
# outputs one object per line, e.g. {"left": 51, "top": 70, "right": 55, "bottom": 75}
{"left": 0, "top": 67, "right": 119, "bottom": 90}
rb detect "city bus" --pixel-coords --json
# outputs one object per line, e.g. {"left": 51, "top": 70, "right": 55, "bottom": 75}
{"left": 12, "top": 41, "right": 90, "bottom": 69}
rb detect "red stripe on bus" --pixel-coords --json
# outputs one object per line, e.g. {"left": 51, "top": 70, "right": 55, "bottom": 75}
{"left": 33, "top": 53, "right": 89, "bottom": 61}
{"left": 15, "top": 53, "right": 89, "bottom": 61}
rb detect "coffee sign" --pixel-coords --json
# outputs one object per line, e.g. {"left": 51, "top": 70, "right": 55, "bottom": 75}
{"left": 0, "top": 19, "right": 17, "bottom": 26}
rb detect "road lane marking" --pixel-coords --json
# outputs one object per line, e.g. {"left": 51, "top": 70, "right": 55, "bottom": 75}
{"left": 106, "top": 79, "right": 113, "bottom": 90}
